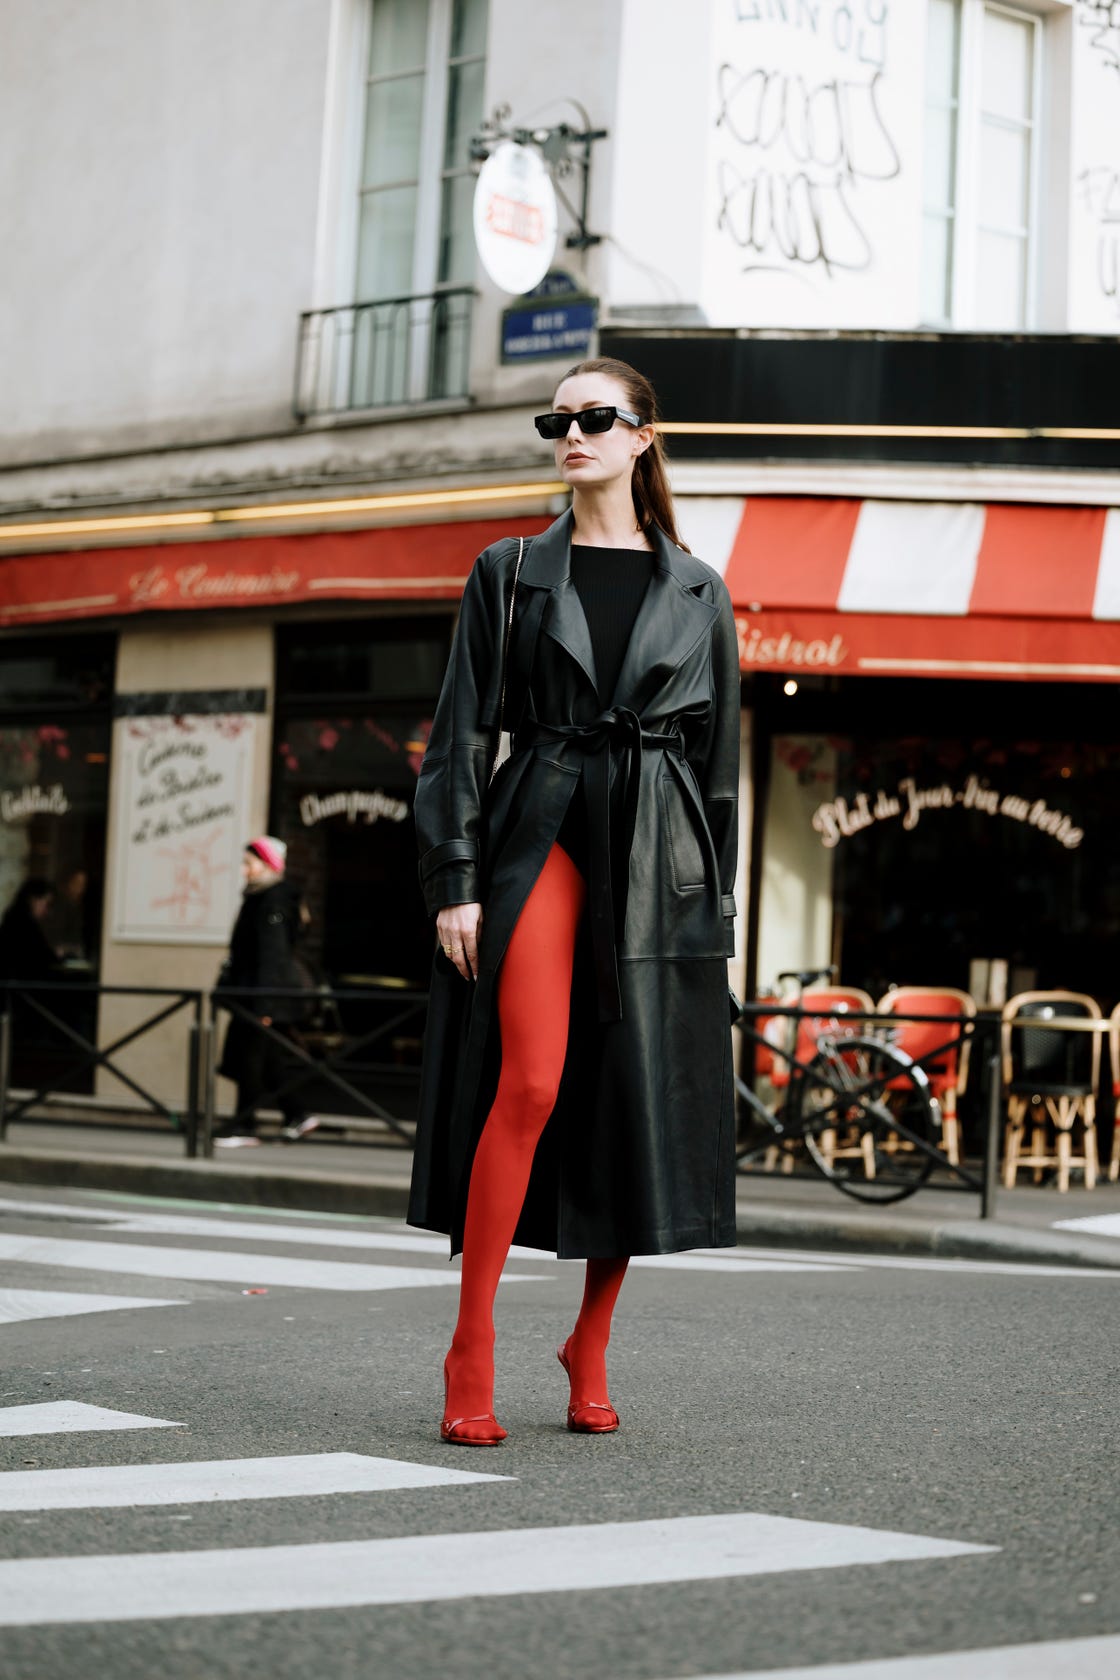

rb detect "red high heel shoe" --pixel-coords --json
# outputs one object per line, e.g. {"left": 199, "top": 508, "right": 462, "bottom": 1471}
{"left": 440, "top": 1362, "right": 507, "bottom": 1447}
{"left": 557, "top": 1338, "right": 619, "bottom": 1434}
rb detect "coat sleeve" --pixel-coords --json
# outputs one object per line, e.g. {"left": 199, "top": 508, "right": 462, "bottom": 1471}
{"left": 687, "top": 581, "right": 741, "bottom": 957}
{"left": 414, "top": 546, "right": 510, "bottom": 916}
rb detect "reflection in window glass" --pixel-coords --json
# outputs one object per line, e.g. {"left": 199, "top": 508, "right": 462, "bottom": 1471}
{"left": 361, "top": 76, "right": 426, "bottom": 192}
{"left": 762, "top": 734, "right": 1120, "bottom": 1006}
{"left": 368, "top": 0, "right": 429, "bottom": 75}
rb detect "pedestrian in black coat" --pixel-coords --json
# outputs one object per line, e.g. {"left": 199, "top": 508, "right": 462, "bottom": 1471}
{"left": 0, "top": 878, "right": 60, "bottom": 983}
{"left": 408, "top": 358, "right": 741, "bottom": 1445}
{"left": 215, "top": 837, "right": 318, "bottom": 1147}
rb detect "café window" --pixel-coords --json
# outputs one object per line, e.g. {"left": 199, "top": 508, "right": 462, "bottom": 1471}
{"left": 272, "top": 616, "right": 452, "bottom": 988}
{"left": 758, "top": 728, "right": 1120, "bottom": 1007}
{"left": 0, "top": 635, "right": 114, "bottom": 976}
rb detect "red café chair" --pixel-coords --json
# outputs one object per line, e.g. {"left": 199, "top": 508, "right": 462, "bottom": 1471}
{"left": 776, "top": 987, "right": 876, "bottom": 1173}
{"left": 876, "top": 987, "right": 976, "bottom": 1167}
{"left": 746, "top": 987, "right": 874, "bottom": 1173}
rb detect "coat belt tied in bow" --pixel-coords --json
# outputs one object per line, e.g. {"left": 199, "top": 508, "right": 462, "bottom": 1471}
{"left": 520, "top": 709, "right": 683, "bottom": 1023}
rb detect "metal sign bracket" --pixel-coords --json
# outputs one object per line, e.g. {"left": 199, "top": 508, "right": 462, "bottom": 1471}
{"left": 470, "top": 106, "right": 608, "bottom": 252}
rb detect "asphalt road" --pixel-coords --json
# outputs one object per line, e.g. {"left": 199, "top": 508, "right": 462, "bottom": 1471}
{"left": 0, "top": 1182, "right": 1118, "bottom": 1680}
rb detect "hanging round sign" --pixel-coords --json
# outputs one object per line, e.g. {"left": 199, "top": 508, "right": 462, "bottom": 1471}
{"left": 472, "top": 140, "right": 559, "bottom": 295}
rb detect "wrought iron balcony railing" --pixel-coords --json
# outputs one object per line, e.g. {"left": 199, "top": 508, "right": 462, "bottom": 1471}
{"left": 294, "top": 286, "right": 475, "bottom": 421}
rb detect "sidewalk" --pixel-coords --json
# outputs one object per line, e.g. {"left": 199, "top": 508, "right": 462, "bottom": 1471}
{"left": 3, "top": 1117, "right": 1120, "bottom": 1270}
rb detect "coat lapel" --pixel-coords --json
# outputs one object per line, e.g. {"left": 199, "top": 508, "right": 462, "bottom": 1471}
{"left": 519, "top": 512, "right": 719, "bottom": 710}
{"left": 522, "top": 509, "right": 598, "bottom": 697}
{"left": 611, "top": 526, "right": 719, "bottom": 714}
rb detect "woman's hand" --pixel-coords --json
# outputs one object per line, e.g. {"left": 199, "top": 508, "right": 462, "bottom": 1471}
{"left": 435, "top": 902, "right": 482, "bottom": 982}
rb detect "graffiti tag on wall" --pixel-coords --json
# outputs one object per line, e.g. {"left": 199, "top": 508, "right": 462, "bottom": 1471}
{"left": 1075, "top": 5, "right": 1120, "bottom": 316}
{"left": 1078, "top": 166, "right": 1120, "bottom": 315}
{"left": 715, "top": 0, "right": 900, "bottom": 284}
{"left": 1077, "top": 0, "right": 1120, "bottom": 76}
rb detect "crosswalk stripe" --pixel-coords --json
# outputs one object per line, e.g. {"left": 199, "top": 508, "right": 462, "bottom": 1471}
{"left": 0, "top": 1452, "right": 508, "bottom": 1510}
{"left": 0, "top": 1235, "right": 548, "bottom": 1293}
{"left": 0, "top": 1511, "right": 995, "bottom": 1627}
{"left": 7, "top": 1197, "right": 1113, "bottom": 1280}
{"left": 0, "top": 1197, "right": 540, "bottom": 1260}
{"left": 0, "top": 1402, "right": 183, "bottom": 1437}
{"left": 632, "top": 1256, "right": 849, "bottom": 1273}
{"left": 663, "top": 1631, "right": 1120, "bottom": 1679}
{"left": 1053, "top": 1212, "right": 1120, "bottom": 1238}
{"left": 0, "top": 1288, "right": 187, "bottom": 1325}
{"left": 728, "top": 1246, "right": 1120, "bottom": 1280}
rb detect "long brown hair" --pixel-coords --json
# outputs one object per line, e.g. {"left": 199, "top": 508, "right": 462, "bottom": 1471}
{"left": 558, "top": 357, "right": 690, "bottom": 552}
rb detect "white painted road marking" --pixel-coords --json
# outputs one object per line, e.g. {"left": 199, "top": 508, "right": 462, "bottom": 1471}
{"left": 0, "top": 1234, "right": 548, "bottom": 1293}
{"left": 0, "top": 1452, "right": 508, "bottom": 1510}
{"left": 632, "top": 1256, "right": 852, "bottom": 1274}
{"left": 0, "top": 1197, "right": 541, "bottom": 1259}
{"left": 665, "top": 1630, "right": 1120, "bottom": 1679}
{"left": 0, "top": 1512, "right": 995, "bottom": 1626}
{"left": 0, "top": 1288, "right": 186, "bottom": 1324}
{"left": 0, "top": 1402, "right": 183, "bottom": 1437}
{"left": 5, "top": 1196, "right": 1115, "bottom": 1279}
{"left": 724, "top": 1246, "right": 1120, "bottom": 1280}
{"left": 1053, "top": 1212, "right": 1120, "bottom": 1238}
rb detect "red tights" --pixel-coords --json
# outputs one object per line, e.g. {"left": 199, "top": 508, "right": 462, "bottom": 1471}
{"left": 444, "top": 844, "right": 629, "bottom": 1435}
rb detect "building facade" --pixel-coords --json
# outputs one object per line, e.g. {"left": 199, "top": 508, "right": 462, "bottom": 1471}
{"left": 1, "top": 0, "right": 1117, "bottom": 1108}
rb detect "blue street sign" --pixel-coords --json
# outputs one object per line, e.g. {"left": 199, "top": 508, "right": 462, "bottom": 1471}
{"left": 501, "top": 294, "right": 598, "bottom": 362}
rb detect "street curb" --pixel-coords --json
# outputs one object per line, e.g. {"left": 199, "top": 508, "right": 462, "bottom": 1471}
{"left": 3, "top": 1145, "right": 1120, "bottom": 1271}
{"left": 0, "top": 1147, "right": 412, "bottom": 1221}
{"left": 733, "top": 1201, "right": 1120, "bottom": 1271}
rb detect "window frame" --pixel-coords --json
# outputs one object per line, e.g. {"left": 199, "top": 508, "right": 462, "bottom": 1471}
{"left": 924, "top": 0, "right": 1045, "bottom": 331}
{"left": 353, "top": 1, "right": 485, "bottom": 303}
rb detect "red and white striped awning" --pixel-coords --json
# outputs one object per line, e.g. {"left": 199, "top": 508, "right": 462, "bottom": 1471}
{"left": 698, "top": 497, "right": 1120, "bottom": 684}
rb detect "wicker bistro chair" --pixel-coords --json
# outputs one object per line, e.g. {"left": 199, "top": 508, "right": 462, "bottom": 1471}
{"left": 753, "top": 988, "right": 875, "bottom": 1174}
{"left": 877, "top": 987, "right": 975, "bottom": 1167}
{"left": 1109, "top": 1003, "right": 1120, "bottom": 1184}
{"left": 1001, "top": 991, "right": 1102, "bottom": 1192}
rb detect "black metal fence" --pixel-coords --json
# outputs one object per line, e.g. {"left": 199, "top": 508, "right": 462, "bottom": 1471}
{"left": 3, "top": 986, "right": 1109, "bottom": 1210}
{"left": 202, "top": 984, "right": 428, "bottom": 1154}
{"left": 0, "top": 982, "right": 206, "bottom": 1153}
{"left": 0, "top": 980, "right": 428, "bottom": 1159}
{"left": 733, "top": 1002, "right": 1005, "bottom": 1217}
{"left": 293, "top": 288, "right": 475, "bottom": 420}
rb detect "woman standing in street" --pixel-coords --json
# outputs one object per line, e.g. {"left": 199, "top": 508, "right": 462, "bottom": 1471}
{"left": 215, "top": 837, "right": 319, "bottom": 1148}
{"left": 409, "top": 358, "right": 741, "bottom": 1444}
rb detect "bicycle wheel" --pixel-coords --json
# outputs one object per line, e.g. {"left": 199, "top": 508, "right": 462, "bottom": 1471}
{"left": 795, "top": 1038, "right": 938, "bottom": 1203}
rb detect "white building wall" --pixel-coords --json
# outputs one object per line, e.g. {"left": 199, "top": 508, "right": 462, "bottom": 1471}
{"left": 1068, "top": 2, "right": 1120, "bottom": 331}
{"left": 702, "top": 0, "right": 926, "bottom": 330}
{"left": 0, "top": 0, "right": 330, "bottom": 462}
{"left": 0, "top": 0, "right": 1114, "bottom": 503}
{"left": 469, "top": 0, "right": 626, "bottom": 407}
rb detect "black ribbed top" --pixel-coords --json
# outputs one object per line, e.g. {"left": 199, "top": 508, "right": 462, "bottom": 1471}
{"left": 569, "top": 544, "right": 655, "bottom": 701}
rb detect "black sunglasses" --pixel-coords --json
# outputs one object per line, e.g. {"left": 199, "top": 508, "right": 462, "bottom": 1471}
{"left": 534, "top": 404, "right": 642, "bottom": 440}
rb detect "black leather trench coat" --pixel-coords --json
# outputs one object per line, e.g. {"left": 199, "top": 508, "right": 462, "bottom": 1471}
{"left": 407, "top": 510, "right": 741, "bottom": 1259}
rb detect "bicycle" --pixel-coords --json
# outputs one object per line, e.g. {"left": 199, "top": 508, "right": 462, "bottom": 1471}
{"left": 733, "top": 967, "right": 941, "bottom": 1205}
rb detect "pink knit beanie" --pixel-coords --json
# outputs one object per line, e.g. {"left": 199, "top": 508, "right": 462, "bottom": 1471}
{"left": 246, "top": 836, "right": 287, "bottom": 873}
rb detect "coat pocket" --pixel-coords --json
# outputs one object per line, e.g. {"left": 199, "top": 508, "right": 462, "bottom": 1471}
{"left": 659, "top": 768, "right": 707, "bottom": 891}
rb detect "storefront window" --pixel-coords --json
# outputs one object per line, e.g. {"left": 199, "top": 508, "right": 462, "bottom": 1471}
{"left": 273, "top": 617, "right": 450, "bottom": 988}
{"left": 0, "top": 634, "right": 114, "bottom": 1091}
{"left": 272, "top": 712, "right": 434, "bottom": 985}
{"left": 761, "top": 729, "right": 1120, "bottom": 1005}
{"left": 0, "top": 637, "right": 113, "bottom": 973}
